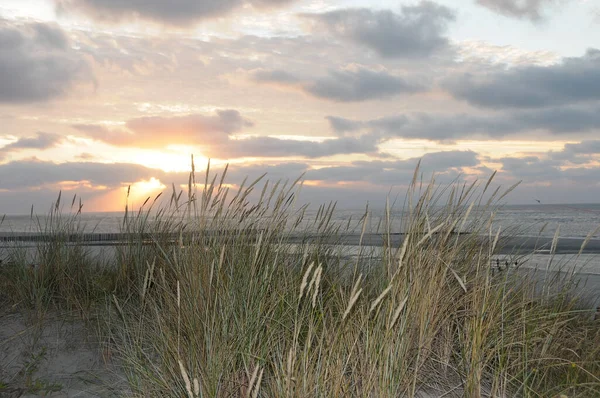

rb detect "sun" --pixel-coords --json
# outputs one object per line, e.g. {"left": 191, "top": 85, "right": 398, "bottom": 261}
{"left": 125, "top": 177, "right": 166, "bottom": 206}
{"left": 132, "top": 177, "right": 165, "bottom": 192}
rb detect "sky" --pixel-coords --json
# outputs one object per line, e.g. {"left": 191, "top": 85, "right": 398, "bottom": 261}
{"left": 0, "top": 0, "right": 599, "bottom": 214}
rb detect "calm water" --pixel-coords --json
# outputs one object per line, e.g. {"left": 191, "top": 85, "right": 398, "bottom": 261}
{"left": 2, "top": 204, "right": 600, "bottom": 304}
{"left": 2, "top": 204, "right": 600, "bottom": 238}
{"left": 334, "top": 203, "right": 600, "bottom": 239}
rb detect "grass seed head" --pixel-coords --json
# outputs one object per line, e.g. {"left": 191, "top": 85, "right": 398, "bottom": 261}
{"left": 343, "top": 288, "right": 363, "bottom": 320}
{"left": 370, "top": 285, "right": 393, "bottom": 314}
{"left": 311, "top": 265, "right": 323, "bottom": 308}
{"left": 178, "top": 360, "right": 194, "bottom": 398}
{"left": 298, "top": 262, "right": 314, "bottom": 301}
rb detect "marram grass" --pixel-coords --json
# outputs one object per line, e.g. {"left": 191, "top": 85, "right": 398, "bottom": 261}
{"left": 1, "top": 162, "right": 599, "bottom": 397}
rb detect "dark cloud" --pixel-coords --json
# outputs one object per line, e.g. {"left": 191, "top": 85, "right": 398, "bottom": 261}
{"left": 253, "top": 67, "right": 425, "bottom": 102}
{"left": 212, "top": 133, "right": 383, "bottom": 159}
{"left": 0, "top": 132, "right": 64, "bottom": 161}
{"left": 445, "top": 49, "right": 600, "bottom": 109}
{"left": 476, "top": 0, "right": 557, "bottom": 21}
{"left": 2, "top": 155, "right": 599, "bottom": 213}
{"left": 326, "top": 105, "right": 600, "bottom": 141}
{"left": 561, "top": 167, "right": 600, "bottom": 183}
{"left": 499, "top": 156, "right": 561, "bottom": 179}
{"left": 307, "top": 150, "right": 478, "bottom": 184}
{"left": 213, "top": 161, "right": 427, "bottom": 207}
{"left": 30, "top": 23, "right": 70, "bottom": 49}
{"left": 306, "top": 68, "right": 424, "bottom": 102}
{"left": 0, "top": 150, "right": 477, "bottom": 199}
{"left": 513, "top": 106, "right": 600, "bottom": 132}
{"left": 0, "top": 159, "right": 166, "bottom": 190}
{"left": 325, "top": 116, "right": 363, "bottom": 135}
{"left": 497, "top": 141, "right": 600, "bottom": 186}
{"left": 547, "top": 140, "right": 600, "bottom": 164}
{"left": 562, "top": 140, "right": 600, "bottom": 155}
{"left": 73, "top": 110, "right": 253, "bottom": 148}
{"left": 0, "top": 160, "right": 386, "bottom": 213}
{"left": 55, "top": 0, "right": 296, "bottom": 25}
{"left": 1, "top": 132, "right": 63, "bottom": 151}
{"left": 200, "top": 157, "right": 600, "bottom": 206}
{"left": 0, "top": 159, "right": 310, "bottom": 209}
{"left": 498, "top": 152, "right": 600, "bottom": 193}
{"left": 220, "top": 162, "right": 310, "bottom": 183}
{"left": 303, "top": 1, "right": 455, "bottom": 58}
{"left": 420, "top": 150, "right": 479, "bottom": 170}
{"left": 0, "top": 20, "right": 94, "bottom": 103}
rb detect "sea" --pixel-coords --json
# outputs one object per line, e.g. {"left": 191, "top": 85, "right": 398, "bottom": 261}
{"left": 2, "top": 203, "right": 600, "bottom": 238}
{"left": 2, "top": 203, "right": 600, "bottom": 306}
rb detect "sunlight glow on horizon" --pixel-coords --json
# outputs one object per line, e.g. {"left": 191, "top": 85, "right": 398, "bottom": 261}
{"left": 82, "top": 177, "right": 166, "bottom": 212}
{"left": 130, "top": 150, "right": 208, "bottom": 173}
{"left": 121, "top": 177, "right": 167, "bottom": 209}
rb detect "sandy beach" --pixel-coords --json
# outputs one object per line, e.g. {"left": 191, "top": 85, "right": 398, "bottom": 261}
{"left": 0, "top": 308, "right": 128, "bottom": 397}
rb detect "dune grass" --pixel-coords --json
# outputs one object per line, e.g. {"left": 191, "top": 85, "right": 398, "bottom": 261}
{"left": 1, "top": 162, "right": 599, "bottom": 397}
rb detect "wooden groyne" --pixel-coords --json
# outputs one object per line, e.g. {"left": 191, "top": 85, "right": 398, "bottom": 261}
{"left": 0, "top": 230, "right": 262, "bottom": 246}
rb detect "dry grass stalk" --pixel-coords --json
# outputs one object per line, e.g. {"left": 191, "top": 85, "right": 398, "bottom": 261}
{"left": 1, "top": 163, "right": 598, "bottom": 398}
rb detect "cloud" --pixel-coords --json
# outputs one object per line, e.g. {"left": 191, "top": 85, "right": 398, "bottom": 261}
{"left": 0, "top": 150, "right": 477, "bottom": 194}
{"left": 211, "top": 133, "right": 383, "bottom": 159}
{"left": 325, "top": 116, "right": 363, "bottom": 135}
{"left": 73, "top": 110, "right": 254, "bottom": 148}
{"left": 0, "top": 20, "right": 94, "bottom": 103}
{"left": 1, "top": 132, "right": 63, "bottom": 151}
{"left": 209, "top": 160, "right": 465, "bottom": 207}
{"left": 252, "top": 69, "right": 301, "bottom": 84}
{"left": 252, "top": 66, "right": 425, "bottom": 102}
{"left": 306, "top": 68, "right": 424, "bottom": 102}
{"left": 127, "top": 110, "right": 253, "bottom": 135}
{"left": 496, "top": 140, "right": 600, "bottom": 186}
{"left": 0, "top": 132, "right": 64, "bottom": 161}
{"left": 55, "top": 0, "right": 296, "bottom": 25}
{"left": 327, "top": 105, "right": 600, "bottom": 141}
{"left": 562, "top": 140, "right": 600, "bottom": 155}
{"left": 73, "top": 110, "right": 384, "bottom": 158}
{"left": 29, "top": 23, "right": 70, "bottom": 49}
{"left": 499, "top": 155, "right": 562, "bottom": 179}
{"left": 0, "top": 159, "right": 386, "bottom": 213}
{"left": 0, "top": 159, "right": 166, "bottom": 190}
{"left": 548, "top": 139, "right": 600, "bottom": 164}
{"left": 497, "top": 152, "right": 600, "bottom": 196}
{"left": 0, "top": 159, "right": 309, "bottom": 200}
{"left": 219, "top": 162, "right": 310, "bottom": 183}
{"left": 303, "top": 1, "right": 455, "bottom": 58}
{"left": 476, "top": 0, "right": 557, "bottom": 21}
{"left": 420, "top": 150, "right": 479, "bottom": 169}
{"left": 307, "top": 150, "right": 478, "bottom": 184}
{"left": 445, "top": 48, "right": 600, "bottom": 109}
{"left": 0, "top": 159, "right": 184, "bottom": 213}
{"left": 2, "top": 154, "right": 599, "bottom": 213}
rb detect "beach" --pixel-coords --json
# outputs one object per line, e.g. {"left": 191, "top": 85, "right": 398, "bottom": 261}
{"left": 2, "top": 199, "right": 600, "bottom": 397}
